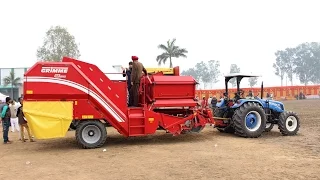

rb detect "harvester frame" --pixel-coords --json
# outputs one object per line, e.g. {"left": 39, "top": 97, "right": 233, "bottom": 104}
{"left": 23, "top": 57, "right": 216, "bottom": 149}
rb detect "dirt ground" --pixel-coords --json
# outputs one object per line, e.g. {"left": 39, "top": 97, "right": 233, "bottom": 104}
{"left": 0, "top": 100, "right": 319, "bottom": 180}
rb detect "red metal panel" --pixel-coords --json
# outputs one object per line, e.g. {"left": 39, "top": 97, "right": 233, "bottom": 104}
{"left": 24, "top": 60, "right": 130, "bottom": 136}
{"left": 62, "top": 57, "right": 128, "bottom": 117}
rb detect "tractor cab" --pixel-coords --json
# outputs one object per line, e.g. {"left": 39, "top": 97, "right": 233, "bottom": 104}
{"left": 218, "top": 73, "right": 261, "bottom": 108}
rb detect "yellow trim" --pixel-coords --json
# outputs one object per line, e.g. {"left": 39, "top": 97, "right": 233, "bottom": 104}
{"left": 145, "top": 68, "right": 174, "bottom": 75}
{"left": 148, "top": 117, "right": 154, "bottom": 123}
{"left": 82, "top": 115, "right": 94, "bottom": 119}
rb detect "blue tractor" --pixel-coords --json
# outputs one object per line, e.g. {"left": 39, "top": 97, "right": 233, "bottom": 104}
{"left": 213, "top": 74, "right": 300, "bottom": 138}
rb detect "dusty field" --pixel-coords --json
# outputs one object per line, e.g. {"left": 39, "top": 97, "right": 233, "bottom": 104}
{"left": 0, "top": 100, "right": 320, "bottom": 180}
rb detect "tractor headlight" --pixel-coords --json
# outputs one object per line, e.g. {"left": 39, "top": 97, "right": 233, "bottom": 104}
{"left": 280, "top": 104, "right": 284, "bottom": 110}
{"left": 275, "top": 103, "right": 284, "bottom": 110}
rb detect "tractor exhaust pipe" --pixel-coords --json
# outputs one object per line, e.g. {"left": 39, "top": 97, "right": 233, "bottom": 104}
{"left": 261, "top": 81, "right": 264, "bottom": 99}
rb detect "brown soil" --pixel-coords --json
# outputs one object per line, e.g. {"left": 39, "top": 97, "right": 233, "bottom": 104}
{"left": 0, "top": 100, "right": 319, "bottom": 180}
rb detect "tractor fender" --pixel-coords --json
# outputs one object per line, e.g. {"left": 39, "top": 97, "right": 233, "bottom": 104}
{"left": 231, "top": 99, "right": 263, "bottom": 109}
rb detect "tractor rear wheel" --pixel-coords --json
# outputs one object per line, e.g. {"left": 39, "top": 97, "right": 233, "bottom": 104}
{"left": 264, "top": 123, "right": 274, "bottom": 132}
{"left": 76, "top": 120, "right": 107, "bottom": 149}
{"left": 278, "top": 111, "right": 300, "bottom": 136}
{"left": 233, "top": 102, "right": 266, "bottom": 138}
{"left": 214, "top": 109, "right": 235, "bottom": 133}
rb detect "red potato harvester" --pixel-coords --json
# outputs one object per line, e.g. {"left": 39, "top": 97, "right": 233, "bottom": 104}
{"left": 23, "top": 57, "right": 222, "bottom": 149}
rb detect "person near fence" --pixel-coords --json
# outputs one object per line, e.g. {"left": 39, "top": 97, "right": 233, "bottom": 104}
{"left": 1, "top": 97, "right": 12, "bottom": 144}
{"left": 201, "top": 96, "right": 208, "bottom": 108}
{"left": 208, "top": 96, "right": 212, "bottom": 108}
{"left": 211, "top": 95, "right": 218, "bottom": 112}
{"left": 9, "top": 100, "right": 21, "bottom": 139}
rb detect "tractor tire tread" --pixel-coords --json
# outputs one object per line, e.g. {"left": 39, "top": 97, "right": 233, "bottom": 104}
{"left": 233, "top": 102, "right": 266, "bottom": 138}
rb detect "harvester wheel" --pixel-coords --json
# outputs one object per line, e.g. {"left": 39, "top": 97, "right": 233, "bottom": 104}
{"left": 233, "top": 102, "right": 266, "bottom": 138}
{"left": 278, "top": 111, "right": 300, "bottom": 136}
{"left": 264, "top": 123, "right": 274, "bottom": 132}
{"left": 214, "top": 109, "right": 235, "bottom": 133}
{"left": 76, "top": 120, "right": 107, "bottom": 149}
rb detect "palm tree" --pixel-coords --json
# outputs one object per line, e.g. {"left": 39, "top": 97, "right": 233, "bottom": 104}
{"left": 3, "top": 71, "right": 22, "bottom": 99}
{"left": 156, "top": 38, "right": 188, "bottom": 68}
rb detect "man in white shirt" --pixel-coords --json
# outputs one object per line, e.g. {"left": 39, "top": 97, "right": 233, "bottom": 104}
{"left": 9, "top": 100, "right": 21, "bottom": 140}
{"left": 208, "top": 97, "right": 212, "bottom": 108}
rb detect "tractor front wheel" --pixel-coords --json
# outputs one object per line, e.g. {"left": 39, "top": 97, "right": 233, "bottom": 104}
{"left": 278, "top": 111, "right": 300, "bottom": 136}
{"left": 233, "top": 102, "right": 266, "bottom": 138}
{"left": 76, "top": 120, "right": 107, "bottom": 149}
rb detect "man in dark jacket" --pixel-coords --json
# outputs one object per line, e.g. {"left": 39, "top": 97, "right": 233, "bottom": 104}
{"left": 17, "top": 97, "right": 34, "bottom": 142}
{"left": 211, "top": 95, "right": 218, "bottom": 112}
{"left": 1, "top": 97, "right": 12, "bottom": 144}
{"left": 130, "top": 56, "right": 147, "bottom": 107}
{"left": 122, "top": 62, "right": 133, "bottom": 106}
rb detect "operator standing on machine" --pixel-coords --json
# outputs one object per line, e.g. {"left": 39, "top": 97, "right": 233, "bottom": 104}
{"left": 122, "top": 62, "right": 133, "bottom": 106}
{"left": 130, "top": 56, "right": 147, "bottom": 107}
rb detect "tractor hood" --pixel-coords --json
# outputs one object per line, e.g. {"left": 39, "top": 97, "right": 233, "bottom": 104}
{"left": 265, "top": 99, "right": 285, "bottom": 110}
{"left": 268, "top": 99, "right": 284, "bottom": 105}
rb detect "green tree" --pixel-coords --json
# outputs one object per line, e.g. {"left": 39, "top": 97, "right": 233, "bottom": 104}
{"left": 248, "top": 76, "right": 258, "bottom": 87}
{"left": 293, "top": 42, "right": 320, "bottom": 85}
{"left": 307, "top": 42, "right": 320, "bottom": 84}
{"left": 195, "top": 61, "right": 211, "bottom": 89}
{"left": 273, "top": 50, "right": 287, "bottom": 86}
{"left": 2, "top": 71, "right": 22, "bottom": 99}
{"left": 273, "top": 48, "right": 296, "bottom": 86}
{"left": 181, "top": 67, "right": 201, "bottom": 89}
{"left": 156, "top": 38, "right": 188, "bottom": 68}
{"left": 181, "top": 68, "right": 200, "bottom": 82}
{"left": 36, "top": 26, "right": 81, "bottom": 62}
{"left": 284, "top": 48, "right": 296, "bottom": 86}
{"left": 229, "top": 64, "right": 240, "bottom": 87}
{"left": 207, "top": 60, "right": 221, "bottom": 88}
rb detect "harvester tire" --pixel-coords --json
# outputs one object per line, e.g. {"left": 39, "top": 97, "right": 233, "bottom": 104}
{"left": 264, "top": 123, "right": 274, "bottom": 132}
{"left": 76, "top": 120, "right": 107, "bottom": 149}
{"left": 278, "top": 111, "right": 300, "bottom": 136}
{"left": 233, "top": 102, "right": 266, "bottom": 138}
{"left": 214, "top": 109, "right": 235, "bottom": 134}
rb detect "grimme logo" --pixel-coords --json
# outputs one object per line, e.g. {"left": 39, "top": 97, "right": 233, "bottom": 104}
{"left": 41, "top": 67, "right": 68, "bottom": 78}
{"left": 41, "top": 67, "right": 68, "bottom": 73}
